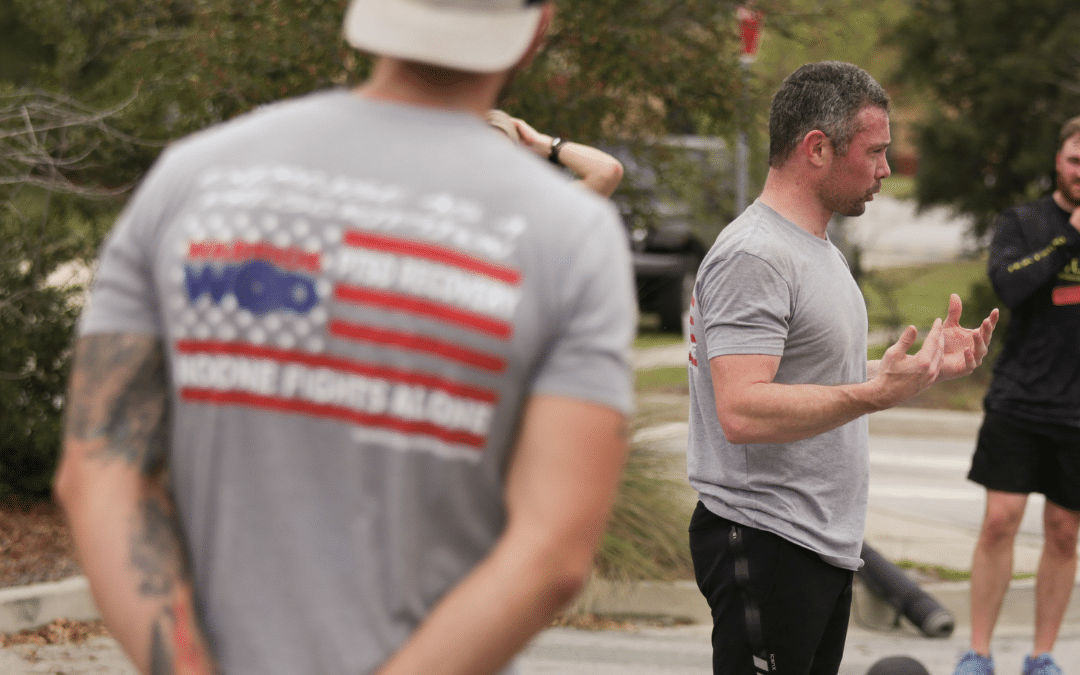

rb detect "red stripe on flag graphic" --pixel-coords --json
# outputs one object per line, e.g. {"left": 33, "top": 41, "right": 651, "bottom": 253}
{"left": 334, "top": 284, "right": 513, "bottom": 340}
{"left": 180, "top": 388, "right": 486, "bottom": 449}
{"left": 329, "top": 320, "right": 507, "bottom": 373}
{"left": 343, "top": 229, "right": 521, "bottom": 284}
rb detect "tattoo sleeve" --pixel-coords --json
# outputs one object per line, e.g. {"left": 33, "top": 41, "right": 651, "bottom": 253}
{"left": 62, "top": 334, "right": 218, "bottom": 675}
{"left": 65, "top": 333, "right": 170, "bottom": 475}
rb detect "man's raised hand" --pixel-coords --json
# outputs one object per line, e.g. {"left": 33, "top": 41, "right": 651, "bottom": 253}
{"left": 937, "top": 293, "right": 999, "bottom": 381}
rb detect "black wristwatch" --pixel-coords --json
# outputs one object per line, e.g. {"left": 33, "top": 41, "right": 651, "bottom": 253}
{"left": 548, "top": 137, "right": 568, "bottom": 166}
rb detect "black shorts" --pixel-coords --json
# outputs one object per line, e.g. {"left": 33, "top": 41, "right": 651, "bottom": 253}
{"left": 688, "top": 502, "right": 854, "bottom": 675}
{"left": 969, "top": 410, "right": 1080, "bottom": 511}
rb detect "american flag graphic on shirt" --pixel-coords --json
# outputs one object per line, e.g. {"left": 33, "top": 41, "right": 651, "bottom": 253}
{"left": 169, "top": 165, "right": 526, "bottom": 462}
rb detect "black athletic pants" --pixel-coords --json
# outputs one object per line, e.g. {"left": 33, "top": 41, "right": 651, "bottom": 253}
{"left": 689, "top": 502, "right": 854, "bottom": 675}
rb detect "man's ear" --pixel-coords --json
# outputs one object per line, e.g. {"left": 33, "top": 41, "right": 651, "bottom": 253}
{"left": 516, "top": 3, "right": 554, "bottom": 69}
{"left": 803, "top": 130, "right": 831, "bottom": 168}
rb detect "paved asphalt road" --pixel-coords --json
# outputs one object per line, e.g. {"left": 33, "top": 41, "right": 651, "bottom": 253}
{"left": 521, "top": 622, "right": 1080, "bottom": 675}
{"left": 868, "top": 433, "right": 1047, "bottom": 573}
{"left": 5, "top": 612, "right": 1078, "bottom": 675}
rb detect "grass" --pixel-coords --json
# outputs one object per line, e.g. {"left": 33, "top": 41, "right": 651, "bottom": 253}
{"left": 861, "top": 257, "right": 989, "bottom": 331}
{"left": 895, "top": 560, "right": 1035, "bottom": 582}
{"left": 634, "top": 330, "right": 684, "bottom": 351}
{"left": 861, "top": 257, "right": 997, "bottom": 411}
{"left": 895, "top": 560, "right": 971, "bottom": 582}
{"left": 635, "top": 365, "right": 688, "bottom": 393}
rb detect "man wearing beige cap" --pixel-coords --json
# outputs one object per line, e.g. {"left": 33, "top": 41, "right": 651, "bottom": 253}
{"left": 56, "top": 2, "right": 636, "bottom": 674}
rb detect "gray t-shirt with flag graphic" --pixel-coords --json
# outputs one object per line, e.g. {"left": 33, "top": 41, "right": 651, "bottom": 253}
{"left": 80, "top": 90, "right": 636, "bottom": 675}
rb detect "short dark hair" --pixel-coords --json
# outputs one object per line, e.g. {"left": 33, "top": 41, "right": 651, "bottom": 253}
{"left": 1060, "top": 115, "right": 1080, "bottom": 148}
{"left": 768, "top": 61, "right": 890, "bottom": 168}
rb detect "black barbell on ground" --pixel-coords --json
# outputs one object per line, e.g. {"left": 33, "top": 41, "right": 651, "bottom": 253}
{"left": 858, "top": 542, "right": 956, "bottom": 639}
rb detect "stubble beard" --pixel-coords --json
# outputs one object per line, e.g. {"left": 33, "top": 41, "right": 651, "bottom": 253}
{"left": 822, "top": 186, "right": 876, "bottom": 218}
{"left": 838, "top": 202, "right": 867, "bottom": 217}
{"left": 1057, "top": 173, "right": 1080, "bottom": 210}
{"left": 841, "top": 194, "right": 871, "bottom": 217}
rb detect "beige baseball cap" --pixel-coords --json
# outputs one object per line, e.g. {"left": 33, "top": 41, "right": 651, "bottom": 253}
{"left": 343, "top": 0, "right": 546, "bottom": 73}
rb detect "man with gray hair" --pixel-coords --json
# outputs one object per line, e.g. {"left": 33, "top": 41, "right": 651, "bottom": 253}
{"left": 687, "top": 61, "right": 999, "bottom": 675}
{"left": 55, "top": 2, "right": 636, "bottom": 675}
{"left": 952, "top": 115, "right": 1080, "bottom": 675}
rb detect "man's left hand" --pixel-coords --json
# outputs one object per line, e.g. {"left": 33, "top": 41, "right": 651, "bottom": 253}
{"left": 937, "top": 293, "right": 999, "bottom": 381}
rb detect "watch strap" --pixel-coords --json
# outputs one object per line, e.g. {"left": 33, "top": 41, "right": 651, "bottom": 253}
{"left": 548, "top": 137, "right": 567, "bottom": 165}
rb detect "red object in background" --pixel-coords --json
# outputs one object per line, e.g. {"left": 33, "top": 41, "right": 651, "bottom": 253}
{"left": 738, "top": 5, "right": 763, "bottom": 58}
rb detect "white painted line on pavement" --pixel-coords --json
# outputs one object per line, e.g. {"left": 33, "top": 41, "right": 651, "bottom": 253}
{"left": 868, "top": 451, "right": 970, "bottom": 471}
{"left": 869, "top": 483, "right": 984, "bottom": 501}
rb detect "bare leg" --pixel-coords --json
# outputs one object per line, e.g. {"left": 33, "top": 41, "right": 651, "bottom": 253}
{"left": 1033, "top": 500, "right": 1080, "bottom": 655}
{"left": 969, "top": 490, "right": 1028, "bottom": 656}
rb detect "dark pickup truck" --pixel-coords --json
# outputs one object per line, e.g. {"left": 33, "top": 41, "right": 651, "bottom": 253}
{"left": 608, "top": 136, "right": 736, "bottom": 332}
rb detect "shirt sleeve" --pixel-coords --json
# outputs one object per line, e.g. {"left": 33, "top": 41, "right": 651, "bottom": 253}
{"left": 530, "top": 204, "right": 636, "bottom": 416}
{"left": 698, "top": 251, "right": 793, "bottom": 360}
{"left": 988, "top": 206, "right": 1080, "bottom": 309}
{"left": 79, "top": 164, "right": 171, "bottom": 338}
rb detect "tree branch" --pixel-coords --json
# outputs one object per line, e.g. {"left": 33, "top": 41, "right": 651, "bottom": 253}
{"left": 0, "top": 88, "right": 156, "bottom": 200}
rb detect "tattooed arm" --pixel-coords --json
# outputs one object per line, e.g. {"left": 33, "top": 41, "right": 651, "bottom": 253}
{"left": 54, "top": 334, "right": 218, "bottom": 675}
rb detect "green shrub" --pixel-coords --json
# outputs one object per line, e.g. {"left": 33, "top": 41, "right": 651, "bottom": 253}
{"left": 0, "top": 194, "right": 106, "bottom": 501}
{"left": 595, "top": 445, "right": 695, "bottom": 582}
{"left": 0, "top": 258, "right": 81, "bottom": 500}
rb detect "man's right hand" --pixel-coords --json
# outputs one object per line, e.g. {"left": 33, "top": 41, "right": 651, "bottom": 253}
{"left": 867, "top": 319, "right": 944, "bottom": 409}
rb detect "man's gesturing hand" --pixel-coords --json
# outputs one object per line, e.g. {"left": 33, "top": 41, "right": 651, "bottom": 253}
{"left": 937, "top": 293, "right": 999, "bottom": 381}
{"left": 870, "top": 318, "right": 944, "bottom": 409}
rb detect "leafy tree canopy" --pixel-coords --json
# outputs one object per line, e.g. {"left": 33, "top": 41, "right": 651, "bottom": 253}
{"left": 890, "top": 0, "right": 1080, "bottom": 236}
{"left": 1, "top": 0, "right": 364, "bottom": 187}
{"left": 505, "top": 1, "right": 744, "bottom": 141}
{"left": 0, "top": 0, "right": 756, "bottom": 499}
{"left": 2, "top": 0, "right": 756, "bottom": 183}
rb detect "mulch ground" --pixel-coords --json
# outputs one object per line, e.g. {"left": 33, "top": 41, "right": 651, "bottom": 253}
{"left": 0, "top": 499, "right": 82, "bottom": 589}
{"left": 0, "top": 499, "right": 105, "bottom": 646}
{"left": 0, "top": 618, "right": 109, "bottom": 647}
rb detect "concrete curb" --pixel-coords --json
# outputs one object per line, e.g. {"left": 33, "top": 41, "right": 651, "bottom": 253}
{"left": 4, "top": 571, "right": 1080, "bottom": 637}
{"left": 853, "top": 577, "right": 1080, "bottom": 632}
{"left": 570, "top": 579, "right": 712, "bottom": 625}
{"left": 569, "top": 575, "right": 1080, "bottom": 633}
{"left": 0, "top": 576, "right": 99, "bottom": 633}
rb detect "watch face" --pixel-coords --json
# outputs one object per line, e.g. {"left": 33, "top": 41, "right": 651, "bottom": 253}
{"left": 549, "top": 138, "right": 564, "bottom": 164}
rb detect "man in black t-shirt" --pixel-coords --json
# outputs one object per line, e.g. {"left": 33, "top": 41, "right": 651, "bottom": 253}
{"left": 953, "top": 116, "right": 1080, "bottom": 675}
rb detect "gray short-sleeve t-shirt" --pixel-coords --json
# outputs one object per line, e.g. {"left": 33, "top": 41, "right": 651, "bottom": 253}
{"left": 80, "top": 90, "right": 636, "bottom": 675}
{"left": 687, "top": 200, "right": 869, "bottom": 570}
